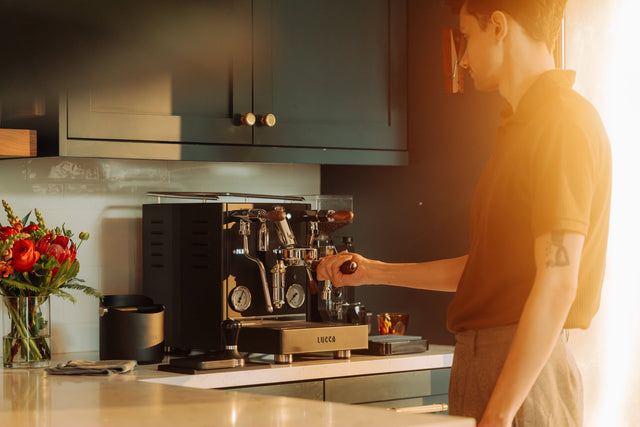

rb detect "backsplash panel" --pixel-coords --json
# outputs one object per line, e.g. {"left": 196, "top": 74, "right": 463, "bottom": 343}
{"left": 0, "top": 157, "right": 320, "bottom": 353}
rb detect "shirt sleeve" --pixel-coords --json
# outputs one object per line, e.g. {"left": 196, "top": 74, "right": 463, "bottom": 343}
{"left": 529, "top": 113, "right": 597, "bottom": 237}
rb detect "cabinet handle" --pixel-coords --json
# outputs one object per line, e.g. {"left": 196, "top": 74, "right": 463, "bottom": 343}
{"left": 389, "top": 403, "right": 449, "bottom": 414}
{"left": 241, "top": 113, "right": 257, "bottom": 126}
{"left": 260, "top": 113, "right": 277, "bottom": 127}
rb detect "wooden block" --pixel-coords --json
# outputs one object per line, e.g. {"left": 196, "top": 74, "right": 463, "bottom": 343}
{"left": 442, "top": 29, "right": 464, "bottom": 94}
{"left": 0, "top": 129, "right": 37, "bottom": 157}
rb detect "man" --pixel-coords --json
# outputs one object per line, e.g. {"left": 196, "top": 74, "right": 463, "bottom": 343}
{"left": 316, "top": 1, "right": 611, "bottom": 426}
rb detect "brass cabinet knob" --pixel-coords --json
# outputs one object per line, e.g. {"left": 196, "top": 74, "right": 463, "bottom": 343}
{"left": 261, "top": 113, "right": 277, "bottom": 127}
{"left": 241, "top": 112, "right": 256, "bottom": 126}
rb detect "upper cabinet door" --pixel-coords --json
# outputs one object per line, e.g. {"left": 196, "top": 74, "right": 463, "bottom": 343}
{"left": 252, "top": 0, "right": 407, "bottom": 150}
{"left": 59, "top": 0, "right": 407, "bottom": 164}
{"left": 66, "top": 0, "right": 253, "bottom": 145}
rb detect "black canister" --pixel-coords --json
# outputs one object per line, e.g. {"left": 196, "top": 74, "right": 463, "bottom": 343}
{"left": 99, "top": 295, "right": 165, "bottom": 364}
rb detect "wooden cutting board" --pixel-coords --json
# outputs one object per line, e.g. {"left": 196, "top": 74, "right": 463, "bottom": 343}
{"left": 0, "top": 129, "right": 37, "bottom": 157}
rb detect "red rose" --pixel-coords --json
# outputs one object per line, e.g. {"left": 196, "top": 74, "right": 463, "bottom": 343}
{"left": 23, "top": 224, "right": 39, "bottom": 234}
{"left": 12, "top": 239, "right": 40, "bottom": 273}
{"left": 0, "top": 226, "right": 17, "bottom": 240}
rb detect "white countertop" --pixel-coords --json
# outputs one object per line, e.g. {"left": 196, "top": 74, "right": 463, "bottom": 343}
{"left": 142, "top": 344, "right": 455, "bottom": 389}
{"left": 1, "top": 346, "right": 474, "bottom": 427}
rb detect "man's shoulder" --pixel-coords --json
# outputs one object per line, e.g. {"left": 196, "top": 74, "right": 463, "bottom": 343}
{"left": 537, "top": 84, "right": 607, "bottom": 139}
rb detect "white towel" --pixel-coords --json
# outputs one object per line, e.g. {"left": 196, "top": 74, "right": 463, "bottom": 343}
{"left": 45, "top": 360, "right": 137, "bottom": 376}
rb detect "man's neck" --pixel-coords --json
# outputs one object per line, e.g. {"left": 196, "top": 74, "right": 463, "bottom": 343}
{"left": 498, "top": 43, "right": 557, "bottom": 112}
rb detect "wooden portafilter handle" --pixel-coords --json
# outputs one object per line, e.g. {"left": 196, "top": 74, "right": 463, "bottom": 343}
{"left": 330, "top": 210, "right": 354, "bottom": 222}
{"left": 310, "top": 259, "right": 358, "bottom": 275}
{"left": 221, "top": 319, "right": 243, "bottom": 360}
{"left": 263, "top": 210, "right": 286, "bottom": 222}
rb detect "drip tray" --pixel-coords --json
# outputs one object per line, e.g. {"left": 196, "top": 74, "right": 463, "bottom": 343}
{"left": 357, "top": 335, "right": 429, "bottom": 356}
{"left": 158, "top": 352, "right": 244, "bottom": 374}
{"left": 238, "top": 320, "right": 369, "bottom": 363}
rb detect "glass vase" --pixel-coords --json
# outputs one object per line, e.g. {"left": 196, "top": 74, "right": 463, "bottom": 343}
{"left": 2, "top": 295, "right": 51, "bottom": 368}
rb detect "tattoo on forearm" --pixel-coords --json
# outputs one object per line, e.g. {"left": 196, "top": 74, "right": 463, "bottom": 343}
{"left": 546, "top": 231, "right": 570, "bottom": 267}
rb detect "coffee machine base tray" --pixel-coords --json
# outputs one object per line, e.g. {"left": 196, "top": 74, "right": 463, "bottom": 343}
{"left": 238, "top": 321, "right": 368, "bottom": 363}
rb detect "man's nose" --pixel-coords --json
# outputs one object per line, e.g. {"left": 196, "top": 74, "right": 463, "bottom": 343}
{"left": 458, "top": 49, "right": 469, "bottom": 70}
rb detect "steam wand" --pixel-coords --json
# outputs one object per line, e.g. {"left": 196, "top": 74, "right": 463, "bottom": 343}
{"left": 230, "top": 209, "right": 287, "bottom": 313}
{"left": 239, "top": 219, "right": 274, "bottom": 313}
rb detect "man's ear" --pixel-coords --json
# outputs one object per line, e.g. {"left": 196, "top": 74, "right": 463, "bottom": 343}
{"left": 489, "top": 10, "right": 508, "bottom": 42}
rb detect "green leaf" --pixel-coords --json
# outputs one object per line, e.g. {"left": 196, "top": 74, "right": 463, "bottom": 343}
{"left": 33, "top": 311, "right": 47, "bottom": 336}
{"left": 21, "top": 211, "right": 33, "bottom": 226}
{"left": 67, "top": 260, "right": 80, "bottom": 278}
{"left": 49, "top": 288, "right": 76, "bottom": 303}
{"left": 59, "top": 280, "right": 103, "bottom": 300}
{"left": 49, "top": 259, "right": 72, "bottom": 289}
{"left": 35, "top": 255, "right": 60, "bottom": 271}
{"left": 0, "top": 279, "right": 43, "bottom": 294}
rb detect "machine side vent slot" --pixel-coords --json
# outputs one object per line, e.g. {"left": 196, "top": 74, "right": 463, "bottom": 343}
{"left": 191, "top": 253, "right": 208, "bottom": 258}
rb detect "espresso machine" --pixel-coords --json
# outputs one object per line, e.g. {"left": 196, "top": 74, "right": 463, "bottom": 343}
{"left": 142, "top": 192, "right": 368, "bottom": 364}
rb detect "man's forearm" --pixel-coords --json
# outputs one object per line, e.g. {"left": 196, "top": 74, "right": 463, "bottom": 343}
{"left": 480, "top": 271, "right": 577, "bottom": 425}
{"left": 367, "top": 255, "right": 468, "bottom": 292}
{"left": 316, "top": 253, "right": 467, "bottom": 292}
{"left": 479, "top": 231, "right": 584, "bottom": 426}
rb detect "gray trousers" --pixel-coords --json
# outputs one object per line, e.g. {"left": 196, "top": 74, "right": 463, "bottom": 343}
{"left": 449, "top": 324, "right": 583, "bottom": 426}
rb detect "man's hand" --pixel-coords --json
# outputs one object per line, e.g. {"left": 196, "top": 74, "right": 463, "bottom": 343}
{"left": 315, "top": 252, "right": 369, "bottom": 287}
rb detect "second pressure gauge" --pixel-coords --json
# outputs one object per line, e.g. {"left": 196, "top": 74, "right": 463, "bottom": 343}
{"left": 285, "top": 283, "right": 306, "bottom": 309}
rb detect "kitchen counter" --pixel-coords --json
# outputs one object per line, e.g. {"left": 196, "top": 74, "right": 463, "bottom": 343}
{"left": 1, "top": 346, "right": 474, "bottom": 427}
{"left": 141, "top": 344, "right": 455, "bottom": 389}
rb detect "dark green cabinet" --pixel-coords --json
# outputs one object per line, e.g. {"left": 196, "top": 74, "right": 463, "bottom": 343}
{"left": 226, "top": 368, "right": 450, "bottom": 410}
{"left": 66, "top": 0, "right": 253, "bottom": 147}
{"left": 61, "top": 0, "right": 407, "bottom": 165}
{"left": 227, "top": 380, "right": 324, "bottom": 401}
{"left": 252, "top": 0, "right": 406, "bottom": 151}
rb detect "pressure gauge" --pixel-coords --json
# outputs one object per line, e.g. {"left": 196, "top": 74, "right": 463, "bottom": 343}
{"left": 286, "top": 283, "right": 306, "bottom": 309}
{"left": 229, "top": 286, "right": 252, "bottom": 312}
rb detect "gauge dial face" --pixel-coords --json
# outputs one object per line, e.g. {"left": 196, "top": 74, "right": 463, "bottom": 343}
{"left": 230, "top": 286, "right": 252, "bottom": 312}
{"left": 286, "top": 283, "right": 306, "bottom": 309}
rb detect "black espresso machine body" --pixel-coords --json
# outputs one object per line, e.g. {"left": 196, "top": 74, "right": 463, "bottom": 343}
{"left": 142, "top": 202, "right": 312, "bottom": 353}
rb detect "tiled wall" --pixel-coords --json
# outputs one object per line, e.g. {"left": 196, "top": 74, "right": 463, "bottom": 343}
{"left": 0, "top": 157, "right": 320, "bottom": 353}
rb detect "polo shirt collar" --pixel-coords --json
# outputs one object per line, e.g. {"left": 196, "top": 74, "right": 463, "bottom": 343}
{"left": 500, "top": 70, "right": 577, "bottom": 122}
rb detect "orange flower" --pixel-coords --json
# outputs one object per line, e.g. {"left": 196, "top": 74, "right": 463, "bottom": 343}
{"left": 12, "top": 239, "right": 40, "bottom": 273}
{"left": 0, "top": 260, "right": 14, "bottom": 278}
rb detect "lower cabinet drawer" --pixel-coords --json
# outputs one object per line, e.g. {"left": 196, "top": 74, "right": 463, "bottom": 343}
{"left": 324, "top": 370, "right": 432, "bottom": 404}
{"left": 362, "top": 394, "right": 449, "bottom": 411}
{"left": 225, "top": 380, "right": 324, "bottom": 401}
{"left": 223, "top": 368, "right": 451, "bottom": 408}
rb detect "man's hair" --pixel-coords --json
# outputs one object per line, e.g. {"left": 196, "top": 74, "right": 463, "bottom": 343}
{"left": 448, "top": 0, "right": 567, "bottom": 51}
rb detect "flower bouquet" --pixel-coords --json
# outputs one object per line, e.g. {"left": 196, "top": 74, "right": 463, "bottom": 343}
{"left": 0, "top": 200, "right": 102, "bottom": 367}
